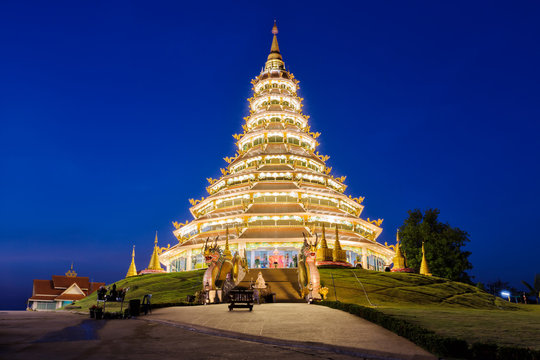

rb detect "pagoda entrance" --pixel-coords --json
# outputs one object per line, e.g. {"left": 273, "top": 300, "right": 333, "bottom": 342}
{"left": 246, "top": 247, "right": 298, "bottom": 269}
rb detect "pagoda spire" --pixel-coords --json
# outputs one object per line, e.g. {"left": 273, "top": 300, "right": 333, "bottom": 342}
{"left": 223, "top": 226, "right": 232, "bottom": 260}
{"left": 333, "top": 227, "right": 347, "bottom": 262}
{"left": 316, "top": 223, "right": 332, "bottom": 262}
{"left": 419, "top": 242, "right": 431, "bottom": 276}
{"left": 147, "top": 231, "right": 163, "bottom": 271}
{"left": 126, "top": 246, "right": 138, "bottom": 277}
{"left": 265, "top": 21, "right": 285, "bottom": 71}
{"left": 392, "top": 230, "right": 407, "bottom": 269}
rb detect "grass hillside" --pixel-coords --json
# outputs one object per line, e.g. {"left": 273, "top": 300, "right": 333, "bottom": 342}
{"left": 319, "top": 268, "right": 540, "bottom": 350}
{"left": 318, "top": 268, "right": 514, "bottom": 309}
{"left": 74, "top": 270, "right": 204, "bottom": 311}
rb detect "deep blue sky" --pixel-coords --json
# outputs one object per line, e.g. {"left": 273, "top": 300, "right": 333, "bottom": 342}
{"left": 1, "top": 1, "right": 539, "bottom": 310}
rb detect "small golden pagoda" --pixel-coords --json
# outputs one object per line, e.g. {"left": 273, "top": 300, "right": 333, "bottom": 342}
{"left": 126, "top": 246, "right": 138, "bottom": 277}
{"left": 223, "top": 226, "right": 232, "bottom": 260}
{"left": 390, "top": 230, "right": 414, "bottom": 273}
{"left": 419, "top": 242, "right": 432, "bottom": 276}
{"left": 316, "top": 224, "right": 332, "bottom": 262}
{"left": 332, "top": 228, "right": 347, "bottom": 263}
{"left": 139, "top": 232, "right": 165, "bottom": 275}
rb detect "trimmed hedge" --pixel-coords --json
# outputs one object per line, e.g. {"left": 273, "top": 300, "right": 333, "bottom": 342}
{"left": 318, "top": 301, "right": 540, "bottom": 360}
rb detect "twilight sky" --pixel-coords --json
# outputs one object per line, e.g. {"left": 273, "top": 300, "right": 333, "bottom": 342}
{"left": 1, "top": 1, "right": 539, "bottom": 310}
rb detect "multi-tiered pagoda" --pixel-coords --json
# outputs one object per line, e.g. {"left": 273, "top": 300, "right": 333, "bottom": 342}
{"left": 159, "top": 23, "right": 394, "bottom": 272}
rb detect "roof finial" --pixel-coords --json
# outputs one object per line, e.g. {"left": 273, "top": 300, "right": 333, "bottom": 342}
{"left": 155, "top": 230, "right": 158, "bottom": 245}
{"left": 266, "top": 20, "right": 284, "bottom": 69}
{"left": 65, "top": 262, "right": 77, "bottom": 277}
{"left": 272, "top": 20, "right": 278, "bottom": 35}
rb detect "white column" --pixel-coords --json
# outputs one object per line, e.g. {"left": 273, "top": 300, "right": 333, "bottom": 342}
{"left": 362, "top": 247, "right": 368, "bottom": 269}
{"left": 187, "top": 249, "right": 193, "bottom": 271}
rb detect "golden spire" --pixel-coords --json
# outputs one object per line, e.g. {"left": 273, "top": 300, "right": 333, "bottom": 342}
{"left": 223, "top": 226, "right": 232, "bottom": 260}
{"left": 65, "top": 262, "right": 77, "bottom": 277}
{"left": 265, "top": 21, "right": 285, "bottom": 71}
{"left": 419, "top": 242, "right": 432, "bottom": 276}
{"left": 334, "top": 227, "right": 342, "bottom": 250}
{"left": 147, "top": 231, "right": 163, "bottom": 271}
{"left": 126, "top": 246, "right": 138, "bottom": 277}
{"left": 316, "top": 223, "right": 332, "bottom": 262}
{"left": 267, "top": 21, "right": 282, "bottom": 61}
{"left": 333, "top": 227, "right": 347, "bottom": 262}
{"left": 392, "top": 230, "right": 406, "bottom": 269}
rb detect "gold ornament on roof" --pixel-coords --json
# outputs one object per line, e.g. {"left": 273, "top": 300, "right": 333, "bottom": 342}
{"left": 65, "top": 263, "right": 77, "bottom": 277}
{"left": 158, "top": 244, "right": 171, "bottom": 254}
{"left": 189, "top": 198, "right": 204, "bottom": 206}
{"left": 172, "top": 220, "right": 189, "bottom": 229}
{"left": 223, "top": 156, "right": 236, "bottom": 164}
{"left": 348, "top": 195, "right": 365, "bottom": 204}
{"left": 367, "top": 218, "right": 384, "bottom": 227}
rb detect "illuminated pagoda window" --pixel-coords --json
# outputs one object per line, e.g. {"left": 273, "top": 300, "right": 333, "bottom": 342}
{"left": 159, "top": 22, "right": 394, "bottom": 272}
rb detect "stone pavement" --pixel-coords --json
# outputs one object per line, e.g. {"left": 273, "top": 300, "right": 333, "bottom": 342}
{"left": 148, "top": 303, "right": 436, "bottom": 360}
{"left": 0, "top": 310, "right": 433, "bottom": 360}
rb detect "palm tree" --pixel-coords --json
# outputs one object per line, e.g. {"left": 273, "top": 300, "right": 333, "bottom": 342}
{"left": 521, "top": 274, "right": 540, "bottom": 304}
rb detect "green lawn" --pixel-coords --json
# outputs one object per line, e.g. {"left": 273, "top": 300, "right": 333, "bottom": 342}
{"left": 73, "top": 270, "right": 204, "bottom": 311}
{"left": 319, "top": 268, "right": 540, "bottom": 350}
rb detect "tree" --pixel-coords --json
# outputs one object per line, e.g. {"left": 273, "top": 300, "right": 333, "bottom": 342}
{"left": 521, "top": 274, "right": 540, "bottom": 304}
{"left": 398, "top": 209, "right": 472, "bottom": 283}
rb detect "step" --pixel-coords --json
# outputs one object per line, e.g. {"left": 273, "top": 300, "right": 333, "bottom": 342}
{"left": 238, "top": 268, "right": 304, "bottom": 303}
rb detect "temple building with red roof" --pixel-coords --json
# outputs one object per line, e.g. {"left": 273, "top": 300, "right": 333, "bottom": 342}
{"left": 27, "top": 264, "right": 104, "bottom": 311}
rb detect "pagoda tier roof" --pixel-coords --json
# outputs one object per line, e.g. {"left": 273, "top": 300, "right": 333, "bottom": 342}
{"left": 245, "top": 203, "right": 304, "bottom": 214}
{"left": 237, "top": 143, "right": 317, "bottom": 159}
{"left": 251, "top": 182, "right": 298, "bottom": 190}
{"left": 255, "top": 70, "right": 291, "bottom": 81}
{"left": 249, "top": 123, "right": 303, "bottom": 132}
{"left": 241, "top": 227, "right": 306, "bottom": 239}
{"left": 257, "top": 164, "right": 294, "bottom": 171}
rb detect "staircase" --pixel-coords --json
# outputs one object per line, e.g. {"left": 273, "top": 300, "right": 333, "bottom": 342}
{"left": 238, "top": 268, "right": 304, "bottom": 303}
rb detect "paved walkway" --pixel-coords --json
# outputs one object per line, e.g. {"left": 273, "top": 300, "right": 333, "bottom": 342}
{"left": 148, "top": 304, "right": 436, "bottom": 360}
{"left": 0, "top": 311, "right": 366, "bottom": 360}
